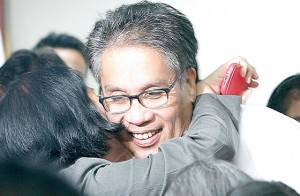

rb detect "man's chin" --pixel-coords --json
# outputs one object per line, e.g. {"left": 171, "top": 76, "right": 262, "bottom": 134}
{"left": 118, "top": 132, "right": 160, "bottom": 158}
{"left": 134, "top": 148, "right": 159, "bottom": 158}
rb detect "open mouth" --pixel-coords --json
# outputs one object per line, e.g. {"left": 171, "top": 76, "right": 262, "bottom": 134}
{"left": 130, "top": 129, "right": 162, "bottom": 147}
{"left": 132, "top": 130, "right": 159, "bottom": 140}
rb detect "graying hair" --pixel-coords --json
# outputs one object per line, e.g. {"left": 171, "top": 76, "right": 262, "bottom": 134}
{"left": 86, "top": 0, "right": 199, "bottom": 86}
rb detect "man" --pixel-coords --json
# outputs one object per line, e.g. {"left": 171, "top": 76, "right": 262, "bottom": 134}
{"left": 61, "top": 91, "right": 241, "bottom": 195}
{"left": 85, "top": 1, "right": 258, "bottom": 158}
{"left": 60, "top": 1, "right": 258, "bottom": 195}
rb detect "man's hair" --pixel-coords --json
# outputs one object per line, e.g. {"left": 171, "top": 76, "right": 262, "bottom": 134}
{"left": 86, "top": 0, "right": 199, "bottom": 84}
{"left": 267, "top": 74, "right": 300, "bottom": 114}
{"left": 0, "top": 63, "right": 123, "bottom": 168}
{"left": 228, "top": 180, "right": 300, "bottom": 196}
{"left": 165, "top": 159, "right": 253, "bottom": 196}
{"left": 34, "top": 32, "right": 85, "bottom": 57}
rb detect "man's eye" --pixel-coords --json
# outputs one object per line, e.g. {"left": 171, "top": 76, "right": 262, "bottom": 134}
{"left": 108, "top": 96, "right": 128, "bottom": 103}
{"left": 143, "top": 90, "right": 165, "bottom": 99}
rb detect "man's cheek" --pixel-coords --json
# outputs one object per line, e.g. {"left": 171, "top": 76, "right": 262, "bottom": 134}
{"left": 117, "top": 130, "right": 132, "bottom": 142}
{"left": 107, "top": 114, "right": 123, "bottom": 123}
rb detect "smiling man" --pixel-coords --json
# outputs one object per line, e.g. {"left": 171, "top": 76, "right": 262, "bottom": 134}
{"left": 86, "top": 1, "right": 258, "bottom": 159}
{"left": 60, "top": 1, "right": 259, "bottom": 194}
{"left": 98, "top": 46, "right": 197, "bottom": 158}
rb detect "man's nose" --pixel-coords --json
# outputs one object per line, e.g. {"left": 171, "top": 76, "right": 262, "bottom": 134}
{"left": 124, "top": 98, "right": 153, "bottom": 126}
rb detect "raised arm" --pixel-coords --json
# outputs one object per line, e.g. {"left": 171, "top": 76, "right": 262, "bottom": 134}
{"left": 198, "top": 56, "right": 259, "bottom": 103}
{"left": 60, "top": 94, "right": 241, "bottom": 195}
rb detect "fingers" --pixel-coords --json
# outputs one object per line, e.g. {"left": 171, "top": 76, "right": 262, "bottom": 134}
{"left": 245, "top": 66, "right": 259, "bottom": 84}
{"left": 224, "top": 56, "right": 251, "bottom": 78}
{"left": 202, "top": 56, "right": 259, "bottom": 97}
{"left": 228, "top": 56, "right": 259, "bottom": 85}
{"left": 249, "top": 79, "right": 259, "bottom": 88}
{"left": 237, "top": 57, "right": 249, "bottom": 78}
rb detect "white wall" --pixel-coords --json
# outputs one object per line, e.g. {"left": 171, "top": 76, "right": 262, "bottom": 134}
{"left": 5, "top": 0, "right": 300, "bottom": 105}
{"left": 0, "top": 29, "right": 5, "bottom": 65}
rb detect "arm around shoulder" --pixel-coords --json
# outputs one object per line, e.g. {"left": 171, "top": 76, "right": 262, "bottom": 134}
{"left": 59, "top": 94, "right": 242, "bottom": 195}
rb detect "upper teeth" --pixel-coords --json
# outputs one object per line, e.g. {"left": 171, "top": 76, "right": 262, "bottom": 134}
{"left": 132, "top": 131, "right": 157, "bottom": 140}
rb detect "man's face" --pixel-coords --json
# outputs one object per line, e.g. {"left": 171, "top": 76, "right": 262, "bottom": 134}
{"left": 99, "top": 46, "right": 196, "bottom": 158}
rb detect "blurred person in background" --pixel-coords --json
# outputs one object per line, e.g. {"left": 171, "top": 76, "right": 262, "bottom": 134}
{"left": 267, "top": 73, "right": 300, "bottom": 122}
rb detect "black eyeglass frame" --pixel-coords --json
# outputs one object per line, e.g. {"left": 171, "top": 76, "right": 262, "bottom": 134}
{"left": 99, "top": 72, "right": 184, "bottom": 114}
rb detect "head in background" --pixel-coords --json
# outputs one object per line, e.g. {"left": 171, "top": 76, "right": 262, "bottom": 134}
{"left": 165, "top": 159, "right": 253, "bottom": 196}
{"left": 267, "top": 74, "right": 300, "bottom": 122}
{"left": 0, "top": 61, "right": 122, "bottom": 168}
{"left": 34, "top": 32, "right": 88, "bottom": 76}
{"left": 227, "top": 180, "right": 300, "bottom": 196}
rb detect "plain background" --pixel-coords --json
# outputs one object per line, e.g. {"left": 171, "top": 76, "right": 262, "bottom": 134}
{"left": 4, "top": 0, "right": 300, "bottom": 105}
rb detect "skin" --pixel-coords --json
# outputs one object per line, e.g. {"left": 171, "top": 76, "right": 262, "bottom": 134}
{"left": 54, "top": 47, "right": 134, "bottom": 162}
{"left": 54, "top": 48, "right": 87, "bottom": 76}
{"left": 87, "top": 88, "right": 134, "bottom": 162}
{"left": 99, "top": 46, "right": 197, "bottom": 158}
{"left": 89, "top": 52, "right": 258, "bottom": 160}
{"left": 286, "top": 99, "right": 300, "bottom": 122}
{"left": 285, "top": 90, "right": 300, "bottom": 122}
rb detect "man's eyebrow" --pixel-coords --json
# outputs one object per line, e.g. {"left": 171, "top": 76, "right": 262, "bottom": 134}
{"left": 144, "top": 80, "right": 170, "bottom": 89}
{"left": 101, "top": 85, "right": 123, "bottom": 92}
{"left": 102, "top": 80, "right": 169, "bottom": 92}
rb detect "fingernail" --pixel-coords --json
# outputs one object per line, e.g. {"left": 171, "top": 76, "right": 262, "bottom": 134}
{"left": 247, "top": 77, "right": 251, "bottom": 84}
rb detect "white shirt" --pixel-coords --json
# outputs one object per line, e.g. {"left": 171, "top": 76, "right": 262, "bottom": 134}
{"left": 235, "top": 104, "right": 300, "bottom": 193}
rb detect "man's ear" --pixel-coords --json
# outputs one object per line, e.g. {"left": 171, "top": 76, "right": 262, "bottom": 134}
{"left": 184, "top": 68, "right": 197, "bottom": 102}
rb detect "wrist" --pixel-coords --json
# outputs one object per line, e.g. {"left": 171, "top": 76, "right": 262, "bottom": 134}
{"left": 197, "top": 80, "right": 218, "bottom": 95}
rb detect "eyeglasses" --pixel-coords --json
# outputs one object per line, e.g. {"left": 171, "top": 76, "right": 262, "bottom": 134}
{"left": 99, "top": 73, "right": 183, "bottom": 114}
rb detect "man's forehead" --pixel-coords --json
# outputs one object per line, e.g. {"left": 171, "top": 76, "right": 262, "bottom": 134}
{"left": 99, "top": 65, "right": 175, "bottom": 86}
{"left": 101, "top": 75, "right": 171, "bottom": 93}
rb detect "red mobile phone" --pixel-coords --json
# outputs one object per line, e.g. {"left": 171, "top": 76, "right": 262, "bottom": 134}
{"left": 220, "top": 63, "right": 249, "bottom": 95}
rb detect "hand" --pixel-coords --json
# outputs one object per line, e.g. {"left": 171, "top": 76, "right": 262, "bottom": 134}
{"left": 197, "top": 56, "right": 259, "bottom": 93}
{"left": 197, "top": 56, "right": 259, "bottom": 102}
